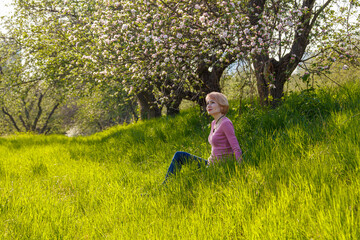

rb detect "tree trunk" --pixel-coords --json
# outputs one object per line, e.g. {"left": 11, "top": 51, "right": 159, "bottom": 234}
{"left": 129, "top": 102, "right": 139, "bottom": 122}
{"left": 136, "top": 90, "right": 162, "bottom": 120}
{"left": 253, "top": 57, "right": 295, "bottom": 108}
{"left": 195, "top": 58, "right": 226, "bottom": 110}
{"left": 250, "top": 0, "right": 326, "bottom": 108}
{"left": 270, "top": 57, "right": 297, "bottom": 108}
{"left": 253, "top": 55, "right": 271, "bottom": 106}
{"left": 154, "top": 77, "right": 184, "bottom": 116}
{"left": 165, "top": 97, "right": 182, "bottom": 116}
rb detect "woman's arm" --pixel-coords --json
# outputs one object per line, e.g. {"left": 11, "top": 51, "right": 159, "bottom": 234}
{"left": 223, "top": 121, "right": 242, "bottom": 163}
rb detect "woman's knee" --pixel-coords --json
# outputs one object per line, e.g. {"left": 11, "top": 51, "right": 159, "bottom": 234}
{"left": 173, "top": 151, "right": 187, "bottom": 159}
{"left": 173, "top": 151, "right": 190, "bottom": 164}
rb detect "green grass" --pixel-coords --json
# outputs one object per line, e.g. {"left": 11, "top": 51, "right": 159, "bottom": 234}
{"left": 1, "top": 80, "right": 360, "bottom": 239}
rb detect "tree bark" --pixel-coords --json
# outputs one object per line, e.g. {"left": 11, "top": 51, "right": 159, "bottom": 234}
{"left": 165, "top": 96, "right": 182, "bottom": 116}
{"left": 252, "top": 55, "right": 271, "bottom": 106}
{"left": 136, "top": 89, "right": 162, "bottom": 120}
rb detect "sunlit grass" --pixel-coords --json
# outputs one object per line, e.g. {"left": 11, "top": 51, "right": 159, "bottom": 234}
{"left": 1, "top": 81, "right": 360, "bottom": 239}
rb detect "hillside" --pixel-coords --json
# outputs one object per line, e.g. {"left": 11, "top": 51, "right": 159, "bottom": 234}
{"left": 0, "top": 80, "right": 359, "bottom": 239}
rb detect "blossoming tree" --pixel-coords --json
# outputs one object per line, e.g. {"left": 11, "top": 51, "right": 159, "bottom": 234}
{"left": 128, "top": 0, "right": 359, "bottom": 106}
{"left": 4, "top": 0, "right": 359, "bottom": 122}
{"left": 91, "top": 0, "right": 358, "bottom": 108}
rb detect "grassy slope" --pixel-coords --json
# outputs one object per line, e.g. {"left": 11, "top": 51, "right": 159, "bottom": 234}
{"left": 0, "top": 80, "right": 360, "bottom": 239}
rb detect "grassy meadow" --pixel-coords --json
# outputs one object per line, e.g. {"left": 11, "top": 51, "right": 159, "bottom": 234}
{"left": 1, "top": 78, "right": 360, "bottom": 239}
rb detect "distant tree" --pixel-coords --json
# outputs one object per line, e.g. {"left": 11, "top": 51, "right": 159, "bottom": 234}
{"left": 65, "top": 83, "right": 139, "bottom": 135}
{"left": 0, "top": 36, "right": 64, "bottom": 134}
{"left": 0, "top": 0, "right": 138, "bottom": 135}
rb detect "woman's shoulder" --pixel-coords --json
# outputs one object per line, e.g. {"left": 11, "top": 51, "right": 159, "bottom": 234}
{"left": 223, "top": 116, "right": 233, "bottom": 123}
{"left": 222, "top": 117, "right": 234, "bottom": 127}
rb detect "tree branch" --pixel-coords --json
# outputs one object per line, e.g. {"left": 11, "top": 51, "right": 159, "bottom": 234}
{"left": 32, "top": 92, "right": 44, "bottom": 132}
{"left": 2, "top": 107, "right": 21, "bottom": 132}
{"left": 19, "top": 115, "right": 29, "bottom": 131}
{"left": 310, "top": 0, "right": 333, "bottom": 29}
{"left": 40, "top": 102, "right": 59, "bottom": 134}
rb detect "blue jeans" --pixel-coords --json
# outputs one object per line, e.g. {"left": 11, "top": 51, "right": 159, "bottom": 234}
{"left": 163, "top": 151, "right": 208, "bottom": 183}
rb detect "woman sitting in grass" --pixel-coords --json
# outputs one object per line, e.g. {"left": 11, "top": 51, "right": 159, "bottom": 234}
{"left": 163, "top": 92, "right": 242, "bottom": 183}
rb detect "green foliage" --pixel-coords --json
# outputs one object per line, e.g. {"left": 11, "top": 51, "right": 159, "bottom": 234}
{"left": 63, "top": 84, "right": 138, "bottom": 136}
{"left": 1, "top": 81, "right": 360, "bottom": 238}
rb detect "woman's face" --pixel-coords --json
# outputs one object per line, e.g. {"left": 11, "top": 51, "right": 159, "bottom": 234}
{"left": 206, "top": 98, "right": 221, "bottom": 116}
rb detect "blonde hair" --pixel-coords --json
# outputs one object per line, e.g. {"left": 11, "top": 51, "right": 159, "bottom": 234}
{"left": 205, "top": 92, "right": 229, "bottom": 114}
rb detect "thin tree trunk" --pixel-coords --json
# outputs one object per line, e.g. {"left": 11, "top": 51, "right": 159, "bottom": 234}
{"left": 32, "top": 93, "right": 44, "bottom": 132}
{"left": 40, "top": 102, "right": 60, "bottom": 134}
{"left": 19, "top": 115, "right": 30, "bottom": 131}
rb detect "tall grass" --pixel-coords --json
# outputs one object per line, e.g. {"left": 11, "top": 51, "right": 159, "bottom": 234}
{"left": 0, "top": 80, "right": 359, "bottom": 239}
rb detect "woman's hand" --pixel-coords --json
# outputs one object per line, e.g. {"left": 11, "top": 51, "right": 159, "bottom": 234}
{"left": 207, "top": 155, "right": 214, "bottom": 165}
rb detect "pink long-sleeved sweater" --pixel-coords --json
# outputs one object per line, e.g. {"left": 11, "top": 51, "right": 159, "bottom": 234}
{"left": 208, "top": 117, "right": 242, "bottom": 163}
